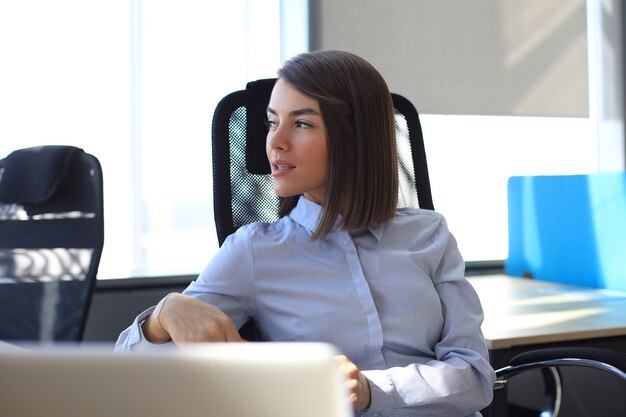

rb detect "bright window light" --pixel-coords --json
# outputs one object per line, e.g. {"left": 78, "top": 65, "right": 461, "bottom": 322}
{"left": 0, "top": 0, "right": 288, "bottom": 279}
{"left": 0, "top": 1, "right": 615, "bottom": 277}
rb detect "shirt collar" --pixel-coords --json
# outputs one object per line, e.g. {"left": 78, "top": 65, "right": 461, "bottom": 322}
{"left": 289, "top": 196, "right": 385, "bottom": 242}
{"left": 288, "top": 196, "right": 322, "bottom": 235}
{"left": 368, "top": 222, "right": 384, "bottom": 242}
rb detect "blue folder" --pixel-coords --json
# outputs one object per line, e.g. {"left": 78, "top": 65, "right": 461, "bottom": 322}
{"left": 505, "top": 172, "right": 626, "bottom": 291}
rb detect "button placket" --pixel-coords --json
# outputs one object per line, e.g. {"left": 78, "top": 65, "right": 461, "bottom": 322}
{"left": 339, "top": 231, "right": 386, "bottom": 369}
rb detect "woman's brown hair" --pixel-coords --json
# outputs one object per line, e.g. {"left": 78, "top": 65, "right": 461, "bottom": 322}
{"left": 276, "top": 50, "right": 398, "bottom": 238}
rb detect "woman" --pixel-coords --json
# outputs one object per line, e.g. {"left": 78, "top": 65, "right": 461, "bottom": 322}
{"left": 116, "top": 50, "right": 495, "bottom": 416}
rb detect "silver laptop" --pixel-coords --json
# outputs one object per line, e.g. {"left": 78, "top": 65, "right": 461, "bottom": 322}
{"left": 0, "top": 342, "right": 353, "bottom": 417}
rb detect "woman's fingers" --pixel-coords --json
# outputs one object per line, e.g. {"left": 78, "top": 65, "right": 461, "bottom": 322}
{"left": 334, "top": 355, "right": 371, "bottom": 411}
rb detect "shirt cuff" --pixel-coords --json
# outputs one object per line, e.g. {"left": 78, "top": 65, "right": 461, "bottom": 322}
{"left": 114, "top": 306, "right": 175, "bottom": 352}
{"left": 359, "top": 370, "right": 395, "bottom": 417}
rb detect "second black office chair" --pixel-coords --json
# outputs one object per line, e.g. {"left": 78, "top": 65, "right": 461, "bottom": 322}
{"left": 0, "top": 145, "right": 104, "bottom": 343}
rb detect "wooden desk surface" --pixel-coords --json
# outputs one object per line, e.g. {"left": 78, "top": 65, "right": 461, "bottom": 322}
{"left": 468, "top": 274, "right": 626, "bottom": 349}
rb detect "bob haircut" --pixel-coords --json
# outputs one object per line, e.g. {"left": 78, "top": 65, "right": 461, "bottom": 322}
{"left": 276, "top": 50, "right": 398, "bottom": 238}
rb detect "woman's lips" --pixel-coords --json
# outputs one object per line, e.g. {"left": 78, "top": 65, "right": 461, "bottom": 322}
{"left": 271, "top": 160, "right": 295, "bottom": 176}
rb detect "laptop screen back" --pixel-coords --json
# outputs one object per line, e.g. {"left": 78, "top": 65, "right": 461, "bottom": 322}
{"left": 0, "top": 342, "right": 352, "bottom": 417}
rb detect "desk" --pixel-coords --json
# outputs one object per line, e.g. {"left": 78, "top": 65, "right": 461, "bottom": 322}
{"left": 469, "top": 274, "right": 626, "bottom": 416}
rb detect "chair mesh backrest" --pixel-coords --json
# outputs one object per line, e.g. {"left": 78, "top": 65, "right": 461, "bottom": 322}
{"left": 227, "top": 105, "right": 280, "bottom": 229}
{"left": 396, "top": 113, "right": 418, "bottom": 208}
{"left": 212, "top": 78, "right": 433, "bottom": 246}
{"left": 0, "top": 146, "right": 104, "bottom": 342}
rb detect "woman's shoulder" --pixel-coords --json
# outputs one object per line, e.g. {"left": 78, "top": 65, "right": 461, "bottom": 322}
{"left": 382, "top": 207, "right": 450, "bottom": 239}
{"left": 382, "top": 208, "right": 452, "bottom": 250}
{"left": 394, "top": 207, "right": 446, "bottom": 225}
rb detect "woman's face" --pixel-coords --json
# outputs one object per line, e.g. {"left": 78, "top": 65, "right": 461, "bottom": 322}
{"left": 266, "top": 78, "right": 328, "bottom": 204}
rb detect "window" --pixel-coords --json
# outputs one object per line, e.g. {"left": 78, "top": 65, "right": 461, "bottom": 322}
{"left": 309, "top": 0, "right": 624, "bottom": 265}
{"left": 420, "top": 0, "right": 623, "bottom": 262}
{"left": 420, "top": 114, "right": 597, "bottom": 261}
{"left": 1, "top": 1, "right": 622, "bottom": 277}
{"left": 0, "top": 0, "right": 305, "bottom": 279}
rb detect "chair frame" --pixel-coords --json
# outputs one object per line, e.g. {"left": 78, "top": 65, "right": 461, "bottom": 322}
{"left": 493, "top": 347, "right": 626, "bottom": 416}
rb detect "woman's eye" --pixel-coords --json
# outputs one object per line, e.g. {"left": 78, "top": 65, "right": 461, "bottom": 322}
{"left": 295, "top": 120, "right": 312, "bottom": 129}
{"left": 265, "top": 119, "right": 277, "bottom": 130}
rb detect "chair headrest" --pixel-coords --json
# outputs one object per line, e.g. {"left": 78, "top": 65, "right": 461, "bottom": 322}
{"left": 0, "top": 145, "right": 84, "bottom": 204}
{"left": 246, "top": 78, "right": 276, "bottom": 175}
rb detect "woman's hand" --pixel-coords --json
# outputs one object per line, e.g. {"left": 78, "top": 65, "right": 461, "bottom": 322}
{"left": 335, "top": 355, "right": 371, "bottom": 411}
{"left": 142, "top": 293, "right": 242, "bottom": 344}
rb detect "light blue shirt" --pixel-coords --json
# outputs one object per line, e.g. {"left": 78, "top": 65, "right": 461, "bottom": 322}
{"left": 115, "top": 197, "right": 495, "bottom": 416}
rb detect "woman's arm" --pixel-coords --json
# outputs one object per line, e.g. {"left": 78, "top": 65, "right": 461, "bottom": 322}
{"left": 362, "top": 279, "right": 495, "bottom": 416}
{"left": 360, "top": 219, "right": 496, "bottom": 416}
{"left": 142, "top": 293, "right": 242, "bottom": 344}
{"left": 115, "top": 227, "right": 255, "bottom": 352}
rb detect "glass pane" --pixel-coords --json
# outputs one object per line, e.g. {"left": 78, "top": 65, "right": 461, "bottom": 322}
{"left": 0, "top": 1, "right": 132, "bottom": 278}
{"left": 136, "top": 0, "right": 281, "bottom": 277}
{"left": 0, "top": 0, "right": 283, "bottom": 279}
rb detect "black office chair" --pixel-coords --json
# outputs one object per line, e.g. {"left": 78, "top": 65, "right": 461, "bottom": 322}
{"left": 211, "top": 78, "right": 433, "bottom": 340}
{"left": 493, "top": 347, "right": 626, "bottom": 416}
{"left": 0, "top": 145, "right": 104, "bottom": 343}
{"left": 211, "top": 78, "right": 433, "bottom": 247}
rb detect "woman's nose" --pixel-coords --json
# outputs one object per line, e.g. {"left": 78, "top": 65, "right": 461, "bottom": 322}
{"left": 267, "top": 125, "right": 288, "bottom": 151}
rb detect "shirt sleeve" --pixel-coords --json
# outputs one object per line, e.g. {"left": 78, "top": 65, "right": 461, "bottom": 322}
{"left": 114, "top": 226, "right": 256, "bottom": 352}
{"left": 361, "top": 217, "right": 495, "bottom": 417}
{"left": 182, "top": 226, "right": 255, "bottom": 328}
